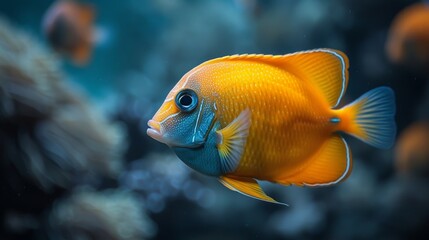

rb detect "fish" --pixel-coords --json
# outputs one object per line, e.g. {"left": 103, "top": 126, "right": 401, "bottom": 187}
{"left": 395, "top": 121, "right": 429, "bottom": 177}
{"left": 234, "top": 0, "right": 261, "bottom": 17}
{"left": 42, "top": 0, "right": 96, "bottom": 65}
{"left": 147, "top": 49, "right": 396, "bottom": 205}
{"left": 386, "top": 3, "right": 429, "bottom": 69}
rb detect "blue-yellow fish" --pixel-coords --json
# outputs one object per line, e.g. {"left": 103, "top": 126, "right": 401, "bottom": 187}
{"left": 147, "top": 49, "right": 396, "bottom": 204}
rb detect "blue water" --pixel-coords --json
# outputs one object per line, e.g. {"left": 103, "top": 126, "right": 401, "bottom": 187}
{"left": 1, "top": 0, "right": 428, "bottom": 239}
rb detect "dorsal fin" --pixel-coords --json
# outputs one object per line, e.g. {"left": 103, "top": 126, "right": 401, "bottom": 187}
{"left": 281, "top": 49, "right": 349, "bottom": 107}
{"left": 201, "top": 49, "right": 349, "bottom": 108}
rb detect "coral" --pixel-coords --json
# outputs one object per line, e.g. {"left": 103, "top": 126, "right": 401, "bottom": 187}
{"left": 49, "top": 188, "right": 156, "bottom": 240}
{"left": 0, "top": 18, "right": 125, "bottom": 190}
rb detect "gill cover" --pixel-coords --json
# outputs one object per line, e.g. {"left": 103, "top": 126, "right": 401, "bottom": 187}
{"left": 152, "top": 88, "right": 216, "bottom": 148}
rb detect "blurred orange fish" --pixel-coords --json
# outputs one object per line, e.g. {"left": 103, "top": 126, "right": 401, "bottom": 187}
{"left": 42, "top": 0, "right": 95, "bottom": 65}
{"left": 395, "top": 121, "right": 429, "bottom": 177}
{"left": 386, "top": 3, "right": 429, "bottom": 69}
{"left": 147, "top": 49, "right": 396, "bottom": 204}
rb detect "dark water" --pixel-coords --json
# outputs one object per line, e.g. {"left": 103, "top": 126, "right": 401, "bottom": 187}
{"left": 1, "top": 0, "right": 429, "bottom": 239}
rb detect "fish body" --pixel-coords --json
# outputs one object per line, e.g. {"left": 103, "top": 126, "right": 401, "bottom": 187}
{"left": 147, "top": 49, "right": 396, "bottom": 204}
{"left": 42, "top": 0, "right": 95, "bottom": 65}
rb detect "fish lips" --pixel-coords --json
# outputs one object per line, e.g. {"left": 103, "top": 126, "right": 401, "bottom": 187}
{"left": 146, "top": 120, "right": 204, "bottom": 148}
{"left": 147, "top": 120, "right": 164, "bottom": 143}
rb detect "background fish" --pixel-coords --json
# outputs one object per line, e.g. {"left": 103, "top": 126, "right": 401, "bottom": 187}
{"left": 147, "top": 49, "right": 396, "bottom": 204}
{"left": 386, "top": 2, "right": 429, "bottom": 70}
{"left": 395, "top": 121, "right": 429, "bottom": 177}
{"left": 42, "top": 0, "right": 96, "bottom": 65}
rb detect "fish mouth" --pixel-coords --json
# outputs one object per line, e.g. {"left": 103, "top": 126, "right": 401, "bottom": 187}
{"left": 147, "top": 120, "right": 165, "bottom": 143}
{"left": 146, "top": 119, "right": 206, "bottom": 148}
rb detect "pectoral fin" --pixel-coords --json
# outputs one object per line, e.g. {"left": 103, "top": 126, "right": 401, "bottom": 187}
{"left": 219, "top": 176, "right": 288, "bottom": 206}
{"left": 216, "top": 108, "right": 251, "bottom": 173}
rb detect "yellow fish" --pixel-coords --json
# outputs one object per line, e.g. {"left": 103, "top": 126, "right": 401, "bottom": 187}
{"left": 147, "top": 49, "right": 396, "bottom": 205}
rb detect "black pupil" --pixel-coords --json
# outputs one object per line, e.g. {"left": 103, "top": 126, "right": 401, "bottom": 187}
{"left": 179, "top": 94, "right": 193, "bottom": 107}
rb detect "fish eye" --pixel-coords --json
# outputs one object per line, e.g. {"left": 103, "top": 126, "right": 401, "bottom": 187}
{"left": 175, "top": 89, "right": 198, "bottom": 112}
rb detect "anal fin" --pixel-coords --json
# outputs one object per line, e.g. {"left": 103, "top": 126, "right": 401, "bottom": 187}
{"left": 219, "top": 176, "right": 288, "bottom": 205}
{"left": 278, "top": 134, "right": 352, "bottom": 186}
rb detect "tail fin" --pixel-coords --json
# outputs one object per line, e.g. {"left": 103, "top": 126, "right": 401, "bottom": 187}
{"left": 338, "top": 87, "right": 396, "bottom": 149}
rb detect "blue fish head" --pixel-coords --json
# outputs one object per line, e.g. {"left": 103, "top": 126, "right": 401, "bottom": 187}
{"left": 147, "top": 88, "right": 222, "bottom": 176}
{"left": 147, "top": 88, "right": 215, "bottom": 146}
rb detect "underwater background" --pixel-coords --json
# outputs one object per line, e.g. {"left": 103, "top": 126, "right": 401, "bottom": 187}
{"left": 1, "top": 0, "right": 429, "bottom": 239}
